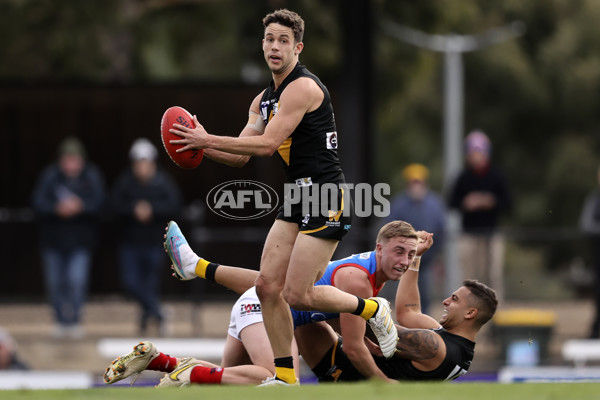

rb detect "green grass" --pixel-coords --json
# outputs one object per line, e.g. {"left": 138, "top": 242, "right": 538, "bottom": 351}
{"left": 2, "top": 382, "right": 600, "bottom": 400}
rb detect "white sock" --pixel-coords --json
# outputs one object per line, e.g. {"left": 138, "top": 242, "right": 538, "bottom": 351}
{"left": 179, "top": 243, "right": 200, "bottom": 278}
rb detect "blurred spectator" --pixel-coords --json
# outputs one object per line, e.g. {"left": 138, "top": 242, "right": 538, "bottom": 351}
{"left": 381, "top": 163, "right": 446, "bottom": 313}
{"left": 0, "top": 328, "right": 29, "bottom": 370}
{"left": 448, "top": 130, "right": 511, "bottom": 302}
{"left": 579, "top": 164, "right": 600, "bottom": 338}
{"left": 110, "top": 138, "right": 183, "bottom": 335}
{"left": 31, "top": 137, "right": 105, "bottom": 338}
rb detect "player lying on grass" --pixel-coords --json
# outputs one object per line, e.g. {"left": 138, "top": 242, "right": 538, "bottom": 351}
{"left": 104, "top": 220, "right": 497, "bottom": 386}
{"left": 104, "top": 220, "right": 419, "bottom": 386}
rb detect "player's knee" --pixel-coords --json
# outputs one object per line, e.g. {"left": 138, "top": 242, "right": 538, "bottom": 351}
{"left": 255, "top": 276, "right": 281, "bottom": 302}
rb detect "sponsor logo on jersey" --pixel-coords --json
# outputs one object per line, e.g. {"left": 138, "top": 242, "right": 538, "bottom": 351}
{"left": 260, "top": 99, "right": 278, "bottom": 123}
{"left": 326, "top": 132, "right": 338, "bottom": 149}
{"left": 310, "top": 312, "right": 327, "bottom": 322}
{"left": 295, "top": 177, "right": 313, "bottom": 187}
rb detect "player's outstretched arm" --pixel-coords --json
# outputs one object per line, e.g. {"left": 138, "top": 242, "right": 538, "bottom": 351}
{"left": 395, "top": 231, "right": 439, "bottom": 329}
{"left": 170, "top": 79, "right": 318, "bottom": 158}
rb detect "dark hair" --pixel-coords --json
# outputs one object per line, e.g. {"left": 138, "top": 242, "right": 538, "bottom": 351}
{"left": 58, "top": 136, "right": 86, "bottom": 159}
{"left": 463, "top": 279, "right": 498, "bottom": 328}
{"left": 263, "top": 9, "right": 304, "bottom": 43}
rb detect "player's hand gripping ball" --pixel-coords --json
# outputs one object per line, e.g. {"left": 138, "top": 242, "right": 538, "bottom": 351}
{"left": 160, "top": 106, "right": 204, "bottom": 169}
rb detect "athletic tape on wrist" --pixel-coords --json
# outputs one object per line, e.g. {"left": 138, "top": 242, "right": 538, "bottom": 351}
{"left": 408, "top": 256, "right": 421, "bottom": 272}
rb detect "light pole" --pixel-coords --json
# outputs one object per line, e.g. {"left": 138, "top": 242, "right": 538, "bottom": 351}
{"left": 381, "top": 20, "right": 525, "bottom": 294}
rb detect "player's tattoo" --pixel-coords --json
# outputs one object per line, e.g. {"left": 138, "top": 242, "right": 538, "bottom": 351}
{"left": 395, "top": 329, "right": 439, "bottom": 360}
{"left": 404, "top": 303, "right": 419, "bottom": 308}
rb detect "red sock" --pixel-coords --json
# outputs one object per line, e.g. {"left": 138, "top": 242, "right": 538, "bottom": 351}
{"left": 189, "top": 365, "right": 224, "bottom": 384}
{"left": 147, "top": 353, "right": 178, "bottom": 373}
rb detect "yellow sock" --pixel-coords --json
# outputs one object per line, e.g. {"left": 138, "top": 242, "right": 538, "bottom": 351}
{"left": 194, "top": 258, "right": 210, "bottom": 279}
{"left": 360, "top": 299, "right": 379, "bottom": 320}
{"left": 275, "top": 366, "right": 297, "bottom": 384}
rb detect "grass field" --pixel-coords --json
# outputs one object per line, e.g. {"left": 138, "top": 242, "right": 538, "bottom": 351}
{"left": 2, "top": 382, "right": 600, "bottom": 400}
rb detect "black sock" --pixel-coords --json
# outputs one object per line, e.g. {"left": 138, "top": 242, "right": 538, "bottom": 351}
{"left": 352, "top": 296, "right": 366, "bottom": 315}
{"left": 274, "top": 356, "right": 294, "bottom": 369}
{"left": 205, "top": 262, "right": 220, "bottom": 282}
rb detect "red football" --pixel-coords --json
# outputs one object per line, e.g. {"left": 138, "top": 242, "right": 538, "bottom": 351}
{"left": 160, "top": 106, "right": 204, "bottom": 169}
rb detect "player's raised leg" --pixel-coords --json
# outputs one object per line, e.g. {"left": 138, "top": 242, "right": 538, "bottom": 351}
{"left": 163, "top": 221, "right": 257, "bottom": 294}
{"left": 286, "top": 234, "right": 398, "bottom": 359}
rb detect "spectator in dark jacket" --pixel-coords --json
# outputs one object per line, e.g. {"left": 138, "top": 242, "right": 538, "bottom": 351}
{"left": 31, "top": 137, "right": 105, "bottom": 338}
{"left": 111, "top": 138, "right": 183, "bottom": 335}
{"left": 449, "top": 130, "right": 511, "bottom": 302}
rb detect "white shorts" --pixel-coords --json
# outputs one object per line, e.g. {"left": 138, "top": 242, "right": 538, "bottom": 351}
{"left": 227, "top": 287, "right": 264, "bottom": 340}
